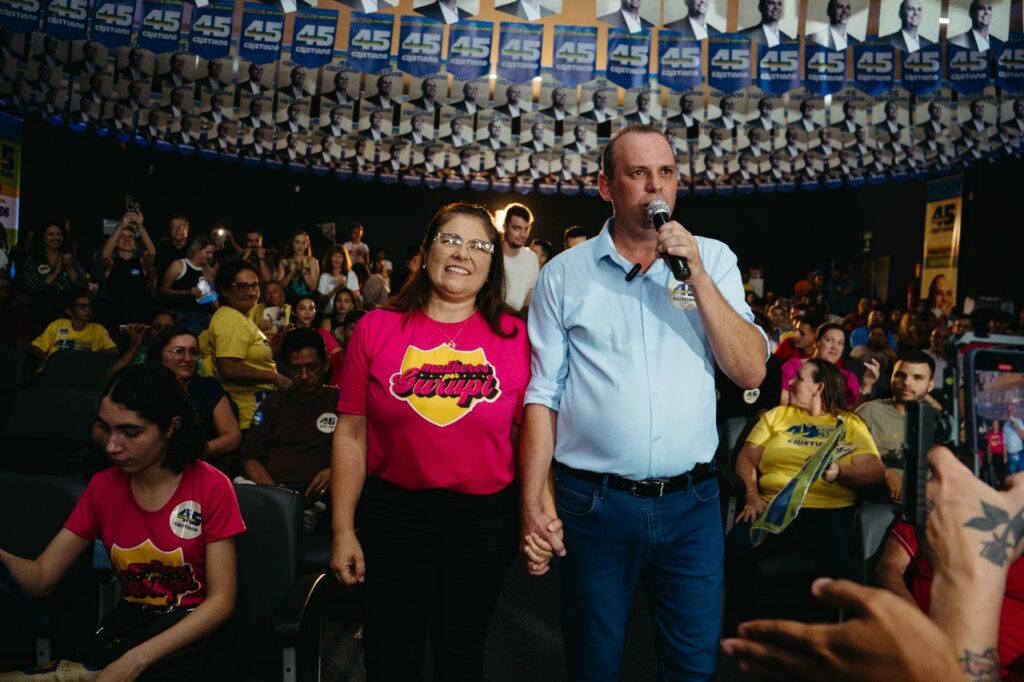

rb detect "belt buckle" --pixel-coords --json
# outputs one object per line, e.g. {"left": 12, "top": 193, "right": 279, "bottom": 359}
{"left": 657, "top": 479, "right": 665, "bottom": 497}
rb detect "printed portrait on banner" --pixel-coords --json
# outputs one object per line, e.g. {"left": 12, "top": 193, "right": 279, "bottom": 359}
{"left": 663, "top": 0, "right": 726, "bottom": 40}
{"left": 338, "top": 0, "right": 397, "bottom": 11}
{"left": 947, "top": 0, "right": 1009, "bottom": 52}
{"left": 413, "top": 0, "right": 479, "bottom": 25}
{"left": 738, "top": 0, "right": 798, "bottom": 47}
{"left": 875, "top": 0, "right": 939, "bottom": 52}
{"left": 495, "top": 0, "right": 561, "bottom": 19}
{"left": 665, "top": 90, "right": 704, "bottom": 144}
{"left": 806, "top": 0, "right": 868, "bottom": 49}
{"left": 596, "top": 0, "right": 657, "bottom": 34}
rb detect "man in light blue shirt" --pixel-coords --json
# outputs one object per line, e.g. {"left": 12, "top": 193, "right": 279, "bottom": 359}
{"left": 519, "top": 124, "right": 767, "bottom": 680}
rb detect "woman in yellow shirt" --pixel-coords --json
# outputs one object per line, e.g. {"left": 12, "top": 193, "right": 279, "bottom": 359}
{"left": 206, "top": 260, "right": 291, "bottom": 431}
{"left": 726, "top": 357, "right": 884, "bottom": 620}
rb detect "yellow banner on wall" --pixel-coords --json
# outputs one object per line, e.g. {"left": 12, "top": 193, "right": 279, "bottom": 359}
{"left": 921, "top": 175, "right": 963, "bottom": 319}
{"left": 0, "top": 113, "right": 21, "bottom": 252}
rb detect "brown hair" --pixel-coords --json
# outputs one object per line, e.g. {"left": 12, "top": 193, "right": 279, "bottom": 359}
{"left": 804, "top": 357, "right": 850, "bottom": 417}
{"left": 390, "top": 202, "right": 516, "bottom": 339}
{"left": 322, "top": 245, "right": 351, "bottom": 276}
{"left": 282, "top": 230, "right": 312, "bottom": 259}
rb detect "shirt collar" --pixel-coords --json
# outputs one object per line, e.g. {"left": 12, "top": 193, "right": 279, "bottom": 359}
{"left": 591, "top": 219, "right": 665, "bottom": 276}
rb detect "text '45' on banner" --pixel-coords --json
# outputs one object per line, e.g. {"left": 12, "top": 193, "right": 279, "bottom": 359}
{"left": 447, "top": 20, "right": 493, "bottom": 82}
{"left": 239, "top": 3, "right": 284, "bottom": 66}
{"left": 347, "top": 13, "right": 394, "bottom": 74}
{"left": 398, "top": 16, "right": 443, "bottom": 78}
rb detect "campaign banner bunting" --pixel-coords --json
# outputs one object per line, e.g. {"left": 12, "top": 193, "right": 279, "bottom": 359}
{"left": 0, "top": 113, "right": 22, "bottom": 246}
{"left": 397, "top": 15, "right": 443, "bottom": 77}
{"left": 496, "top": 22, "right": 543, "bottom": 83}
{"left": 803, "top": 44, "right": 847, "bottom": 95}
{"left": 901, "top": 44, "right": 942, "bottom": 95}
{"left": 137, "top": 0, "right": 183, "bottom": 54}
{"left": 606, "top": 28, "right": 650, "bottom": 89}
{"left": 852, "top": 43, "right": 895, "bottom": 95}
{"left": 239, "top": 3, "right": 284, "bottom": 65}
{"left": 44, "top": 0, "right": 88, "bottom": 41}
{"left": 945, "top": 44, "right": 991, "bottom": 94}
{"left": 347, "top": 13, "right": 394, "bottom": 74}
{"left": 707, "top": 34, "right": 753, "bottom": 93}
{"left": 657, "top": 30, "right": 702, "bottom": 92}
{"left": 290, "top": 8, "right": 338, "bottom": 69}
{"left": 89, "top": 0, "right": 135, "bottom": 49}
{"left": 188, "top": 3, "right": 234, "bottom": 61}
{"left": 1, "top": 0, "right": 42, "bottom": 35}
{"left": 995, "top": 34, "right": 1024, "bottom": 93}
{"left": 447, "top": 19, "right": 493, "bottom": 81}
{"left": 552, "top": 25, "right": 597, "bottom": 86}
{"left": 757, "top": 42, "right": 801, "bottom": 95}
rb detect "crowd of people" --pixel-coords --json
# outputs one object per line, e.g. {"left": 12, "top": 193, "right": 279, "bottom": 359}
{"left": 0, "top": 123, "right": 1023, "bottom": 681}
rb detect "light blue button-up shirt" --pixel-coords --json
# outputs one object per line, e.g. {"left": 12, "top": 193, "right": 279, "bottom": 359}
{"left": 525, "top": 220, "right": 766, "bottom": 480}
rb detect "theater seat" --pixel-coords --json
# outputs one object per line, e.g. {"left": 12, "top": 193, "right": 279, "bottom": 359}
{"left": 230, "top": 484, "right": 331, "bottom": 681}
{"left": 0, "top": 387, "right": 100, "bottom": 475}
{"left": 716, "top": 416, "right": 757, "bottom": 536}
{"left": 40, "top": 351, "right": 114, "bottom": 391}
{"left": 0, "top": 347, "right": 32, "bottom": 391}
{"left": 851, "top": 501, "right": 900, "bottom": 586}
{"left": 0, "top": 473, "right": 113, "bottom": 667}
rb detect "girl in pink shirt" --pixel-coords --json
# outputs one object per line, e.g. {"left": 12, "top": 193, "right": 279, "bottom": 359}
{"left": 0, "top": 364, "right": 245, "bottom": 678}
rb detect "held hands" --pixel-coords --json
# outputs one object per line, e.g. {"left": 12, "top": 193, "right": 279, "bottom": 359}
{"left": 736, "top": 491, "right": 767, "bottom": 523}
{"left": 331, "top": 530, "right": 365, "bottom": 586}
{"left": 655, "top": 220, "right": 705, "bottom": 282}
{"left": 520, "top": 509, "right": 565, "bottom": 576}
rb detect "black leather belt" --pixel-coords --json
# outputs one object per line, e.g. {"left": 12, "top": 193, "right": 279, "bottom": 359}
{"left": 558, "top": 462, "right": 716, "bottom": 497}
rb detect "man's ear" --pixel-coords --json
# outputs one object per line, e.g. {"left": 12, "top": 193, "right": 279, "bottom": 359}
{"left": 597, "top": 171, "right": 613, "bottom": 203}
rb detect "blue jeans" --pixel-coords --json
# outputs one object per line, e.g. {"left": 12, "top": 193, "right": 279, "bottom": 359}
{"left": 556, "top": 468, "right": 723, "bottom": 682}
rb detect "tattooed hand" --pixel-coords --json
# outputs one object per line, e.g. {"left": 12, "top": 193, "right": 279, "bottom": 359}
{"left": 925, "top": 444, "right": 1024, "bottom": 681}
{"left": 925, "top": 444, "right": 1024, "bottom": 574}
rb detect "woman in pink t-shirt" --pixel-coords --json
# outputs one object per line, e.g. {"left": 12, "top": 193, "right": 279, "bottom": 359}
{"left": 780, "top": 322, "right": 880, "bottom": 408}
{"left": 331, "top": 202, "right": 530, "bottom": 680}
{"left": 0, "top": 364, "right": 245, "bottom": 678}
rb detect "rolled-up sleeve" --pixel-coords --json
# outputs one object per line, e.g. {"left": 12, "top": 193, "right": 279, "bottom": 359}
{"left": 524, "top": 261, "right": 568, "bottom": 411}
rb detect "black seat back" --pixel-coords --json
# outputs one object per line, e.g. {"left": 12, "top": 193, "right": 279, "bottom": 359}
{"left": 0, "top": 387, "right": 100, "bottom": 474}
{"left": 233, "top": 485, "right": 303, "bottom": 666}
{"left": 851, "top": 502, "right": 900, "bottom": 585}
{"left": 0, "top": 347, "right": 32, "bottom": 390}
{"left": 41, "top": 351, "right": 114, "bottom": 391}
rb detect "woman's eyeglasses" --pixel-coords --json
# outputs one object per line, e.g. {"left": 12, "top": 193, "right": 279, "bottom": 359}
{"left": 434, "top": 232, "right": 495, "bottom": 256}
{"left": 229, "top": 282, "right": 261, "bottom": 292}
{"left": 166, "top": 347, "right": 201, "bottom": 359}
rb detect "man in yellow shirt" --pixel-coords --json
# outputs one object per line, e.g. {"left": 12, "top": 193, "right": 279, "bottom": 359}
{"left": 31, "top": 293, "right": 118, "bottom": 361}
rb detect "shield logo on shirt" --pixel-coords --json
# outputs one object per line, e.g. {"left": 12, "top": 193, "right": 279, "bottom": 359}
{"left": 389, "top": 345, "right": 501, "bottom": 427}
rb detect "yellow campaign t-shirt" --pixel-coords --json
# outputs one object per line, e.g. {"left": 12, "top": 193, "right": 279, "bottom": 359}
{"left": 31, "top": 319, "right": 117, "bottom": 359}
{"left": 208, "top": 306, "right": 276, "bottom": 428}
{"left": 746, "top": 405, "right": 880, "bottom": 509}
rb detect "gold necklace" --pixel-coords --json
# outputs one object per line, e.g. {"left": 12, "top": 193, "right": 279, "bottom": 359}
{"left": 425, "top": 311, "right": 474, "bottom": 350}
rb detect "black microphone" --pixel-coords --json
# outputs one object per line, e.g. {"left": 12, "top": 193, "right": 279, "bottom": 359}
{"left": 625, "top": 263, "right": 641, "bottom": 282}
{"left": 647, "top": 200, "right": 691, "bottom": 281}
